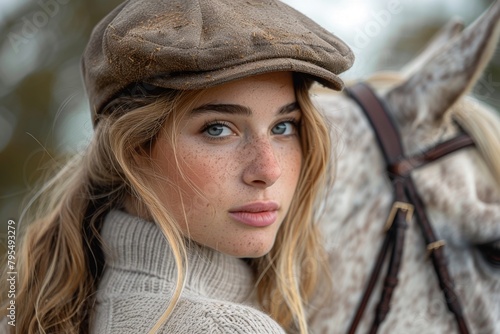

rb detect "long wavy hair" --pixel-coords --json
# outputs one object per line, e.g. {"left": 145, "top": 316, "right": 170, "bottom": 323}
{"left": 0, "top": 74, "right": 332, "bottom": 334}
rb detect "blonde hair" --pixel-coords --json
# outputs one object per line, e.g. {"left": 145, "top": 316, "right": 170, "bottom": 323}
{"left": 451, "top": 97, "right": 500, "bottom": 185}
{"left": 0, "top": 74, "right": 331, "bottom": 334}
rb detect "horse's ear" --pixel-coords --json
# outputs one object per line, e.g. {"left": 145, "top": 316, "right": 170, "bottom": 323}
{"left": 386, "top": 1, "right": 500, "bottom": 127}
{"left": 401, "top": 18, "right": 465, "bottom": 78}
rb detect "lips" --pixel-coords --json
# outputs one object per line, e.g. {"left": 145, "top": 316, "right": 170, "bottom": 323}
{"left": 229, "top": 202, "right": 279, "bottom": 227}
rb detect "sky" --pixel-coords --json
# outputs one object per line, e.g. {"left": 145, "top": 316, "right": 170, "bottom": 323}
{"left": 0, "top": 0, "right": 23, "bottom": 21}
{"left": 280, "top": 0, "right": 486, "bottom": 78}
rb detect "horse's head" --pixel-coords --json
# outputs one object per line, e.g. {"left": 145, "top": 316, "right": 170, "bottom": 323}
{"left": 311, "top": 2, "right": 500, "bottom": 333}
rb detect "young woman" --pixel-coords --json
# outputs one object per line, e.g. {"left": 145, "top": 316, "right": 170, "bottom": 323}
{"left": 1, "top": 0, "right": 354, "bottom": 332}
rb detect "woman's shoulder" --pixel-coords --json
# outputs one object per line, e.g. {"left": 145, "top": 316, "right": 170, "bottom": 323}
{"left": 92, "top": 291, "right": 286, "bottom": 333}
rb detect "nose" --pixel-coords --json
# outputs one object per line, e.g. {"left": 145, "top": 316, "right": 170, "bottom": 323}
{"left": 242, "top": 137, "right": 282, "bottom": 188}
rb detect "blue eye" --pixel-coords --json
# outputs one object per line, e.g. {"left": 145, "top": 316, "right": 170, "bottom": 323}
{"left": 272, "top": 121, "right": 296, "bottom": 135}
{"left": 203, "top": 122, "right": 233, "bottom": 137}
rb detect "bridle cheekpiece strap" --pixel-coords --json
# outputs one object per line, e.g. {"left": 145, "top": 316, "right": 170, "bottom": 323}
{"left": 344, "top": 82, "right": 473, "bottom": 334}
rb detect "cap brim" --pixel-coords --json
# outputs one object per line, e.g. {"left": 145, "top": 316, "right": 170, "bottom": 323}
{"left": 143, "top": 57, "right": 345, "bottom": 92}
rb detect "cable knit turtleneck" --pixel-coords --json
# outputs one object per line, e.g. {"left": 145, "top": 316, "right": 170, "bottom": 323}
{"left": 91, "top": 210, "right": 285, "bottom": 333}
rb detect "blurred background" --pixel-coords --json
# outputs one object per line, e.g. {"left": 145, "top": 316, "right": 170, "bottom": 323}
{"left": 0, "top": 0, "right": 499, "bottom": 248}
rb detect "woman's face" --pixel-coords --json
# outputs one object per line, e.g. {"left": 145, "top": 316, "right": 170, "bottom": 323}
{"left": 150, "top": 72, "right": 302, "bottom": 258}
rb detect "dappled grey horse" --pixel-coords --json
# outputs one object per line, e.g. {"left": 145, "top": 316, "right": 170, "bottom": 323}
{"left": 310, "top": 2, "right": 500, "bottom": 333}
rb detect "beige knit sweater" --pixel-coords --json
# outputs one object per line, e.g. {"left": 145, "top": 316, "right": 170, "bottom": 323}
{"left": 91, "top": 210, "right": 286, "bottom": 333}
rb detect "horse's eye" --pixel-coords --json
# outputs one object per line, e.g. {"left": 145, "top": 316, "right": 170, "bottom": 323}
{"left": 477, "top": 240, "right": 500, "bottom": 268}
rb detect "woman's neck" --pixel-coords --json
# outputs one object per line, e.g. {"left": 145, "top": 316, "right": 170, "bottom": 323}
{"left": 100, "top": 210, "right": 259, "bottom": 305}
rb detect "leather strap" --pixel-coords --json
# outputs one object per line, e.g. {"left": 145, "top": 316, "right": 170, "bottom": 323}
{"left": 346, "top": 83, "right": 404, "bottom": 165}
{"left": 344, "top": 82, "right": 472, "bottom": 334}
{"left": 347, "top": 224, "right": 391, "bottom": 334}
{"left": 370, "top": 179, "right": 409, "bottom": 333}
{"left": 405, "top": 179, "right": 469, "bottom": 332}
{"left": 389, "top": 134, "right": 475, "bottom": 177}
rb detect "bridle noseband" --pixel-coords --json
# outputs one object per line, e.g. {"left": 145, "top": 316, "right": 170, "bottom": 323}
{"left": 344, "top": 83, "right": 474, "bottom": 334}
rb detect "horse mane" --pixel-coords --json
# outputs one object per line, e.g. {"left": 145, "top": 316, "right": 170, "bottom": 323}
{"left": 452, "top": 97, "right": 500, "bottom": 186}
{"left": 358, "top": 72, "right": 500, "bottom": 186}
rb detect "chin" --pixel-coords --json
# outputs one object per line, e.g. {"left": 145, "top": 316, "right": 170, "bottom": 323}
{"left": 211, "top": 238, "right": 275, "bottom": 259}
{"left": 238, "top": 248, "right": 273, "bottom": 259}
{"left": 232, "top": 240, "right": 277, "bottom": 259}
{"left": 198, "top": 229, "right": 280, "bottom": 258}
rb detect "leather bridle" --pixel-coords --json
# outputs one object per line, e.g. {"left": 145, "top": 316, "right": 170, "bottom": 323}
{"left": 344, "top": 83, "right": 475, "bottom": 334}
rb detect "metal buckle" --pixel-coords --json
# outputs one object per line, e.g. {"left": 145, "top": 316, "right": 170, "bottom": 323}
{"left": 426, "top": 240, "right": 447, "bottom": 258}
{"left": 384, "top": 201, "right": 415, "bottom": 231}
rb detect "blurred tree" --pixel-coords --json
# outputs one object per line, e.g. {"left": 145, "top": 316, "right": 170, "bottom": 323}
{"left": 0, "top": 0, "right": 123, "bottom": 256}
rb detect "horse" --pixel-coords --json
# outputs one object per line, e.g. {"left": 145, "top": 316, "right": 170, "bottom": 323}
{"left": 309, "top": 1, "right": 500, "bottom": 333}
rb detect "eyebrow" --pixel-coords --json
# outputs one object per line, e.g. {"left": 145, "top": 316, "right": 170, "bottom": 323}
{"left": 190, "top": 102, "right": 300, "bottom": 116}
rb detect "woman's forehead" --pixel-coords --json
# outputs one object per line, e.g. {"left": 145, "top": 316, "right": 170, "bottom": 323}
{"left": 192, "top": 72, "right": 295, "bottom": 106}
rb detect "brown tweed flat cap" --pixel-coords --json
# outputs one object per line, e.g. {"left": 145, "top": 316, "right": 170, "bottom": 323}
{"left": 82, "top": 0, "right": 354, "bottom": 123}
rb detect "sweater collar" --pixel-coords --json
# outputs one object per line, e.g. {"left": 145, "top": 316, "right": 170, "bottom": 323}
{"left": 100, "top": 210, "right": 258, "bottom": 304}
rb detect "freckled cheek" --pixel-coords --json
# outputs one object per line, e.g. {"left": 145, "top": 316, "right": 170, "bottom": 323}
{"left": 177, "top": 148, "right": 235, "bottom": 199}
{"left": 279, "top": 144, "right": 303, "bottom": 184}
{"left": 181, "top": 155, "right": 213, "bottom": 181}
